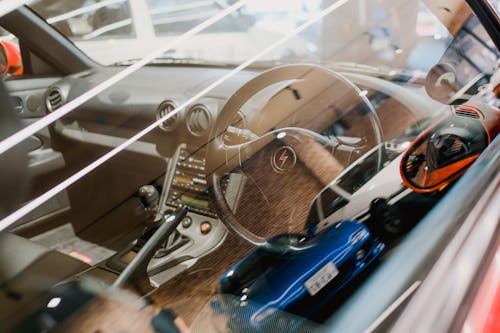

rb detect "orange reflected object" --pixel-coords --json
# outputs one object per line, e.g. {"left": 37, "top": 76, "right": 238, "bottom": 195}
{"left": 493, "top": 84, "right": 500, "bottom": 98}
{"left": 400, "top": 102, "right": 500, "bottom": 193}
{"left": 417, "top": 154, "right": 479, "bottom": 191}
{"left": 0, "top": 40, "right": 23, "bottom": 75}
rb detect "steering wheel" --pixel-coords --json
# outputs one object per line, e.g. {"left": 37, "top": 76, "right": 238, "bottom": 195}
{"left": 207, "top": 64, "right": 383, "bottom": 249}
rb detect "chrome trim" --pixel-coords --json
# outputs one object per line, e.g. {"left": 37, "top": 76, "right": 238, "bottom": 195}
{"left": 364, "top": 280, "right": 421, "bottom": 333}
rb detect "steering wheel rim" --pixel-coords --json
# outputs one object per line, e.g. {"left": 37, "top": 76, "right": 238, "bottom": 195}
{"left": 207, "top": 64, "right": 384, "bottom": 247}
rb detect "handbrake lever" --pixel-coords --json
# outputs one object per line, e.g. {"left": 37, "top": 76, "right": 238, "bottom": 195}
{"left": 112, "top": 206, "right": 188, "bottom": 292}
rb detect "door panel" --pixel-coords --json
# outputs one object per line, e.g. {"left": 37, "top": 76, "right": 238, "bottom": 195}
{"left": 5, "top": 77, "right": 71, "bottom": 231}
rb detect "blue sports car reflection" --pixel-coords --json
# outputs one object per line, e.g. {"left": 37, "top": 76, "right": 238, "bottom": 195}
{"left": 212, "top": 221, "right": 384, "bottom": 331}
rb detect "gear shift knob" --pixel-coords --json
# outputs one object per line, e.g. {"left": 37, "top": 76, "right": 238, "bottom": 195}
{"left": 138, "top": 185, "right": 159, "bottom": 208}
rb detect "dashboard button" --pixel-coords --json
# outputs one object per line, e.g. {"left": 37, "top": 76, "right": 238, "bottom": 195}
{"left": 200, "top": 221, "right": 212, "bottom": 234}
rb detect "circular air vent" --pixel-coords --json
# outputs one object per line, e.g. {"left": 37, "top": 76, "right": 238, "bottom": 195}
{"left": 186, "top": 104, "right": 212, "bottom": 137}
{"left": 156, "top": 100, "right": 179, "bottom": 132}
{"left": 45, "top": 87, "right": 64, "bottom": 112}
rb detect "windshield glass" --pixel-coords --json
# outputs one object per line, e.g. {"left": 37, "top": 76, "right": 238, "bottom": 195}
{"left": 30, "top": 0, "right": 452, "bottom": 71}
{"left": 0, "top": 1, "right": 499, "bottom": 332}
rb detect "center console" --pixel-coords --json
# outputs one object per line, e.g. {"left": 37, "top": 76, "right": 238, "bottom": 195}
{"left": 106, "top": 144, "right": 245, "bottom": 287}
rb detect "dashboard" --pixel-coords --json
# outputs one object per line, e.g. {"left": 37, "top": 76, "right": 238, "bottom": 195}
{"left": 40, "top": 64, "right": 441, "bottom": 230}
{"left": 39, "top": 66, "right": 266, "bottom": 283}
{"left": 46, "top": 66, "right": 259, "bottom": 156}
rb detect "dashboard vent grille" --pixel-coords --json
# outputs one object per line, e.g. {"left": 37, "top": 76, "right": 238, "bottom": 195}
{"left": 186, "top": 104, "right": 211, "bottom": 137}
{"left": 46, "top": 88, "right": 64, "bottom": 112}
{"left": 157, "top": 100, "right": 179, "bottom": 132}
{"left": 454, "top": 107, "right": 482, "bottom": 119}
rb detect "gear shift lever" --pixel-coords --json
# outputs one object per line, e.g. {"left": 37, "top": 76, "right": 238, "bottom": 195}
{"left": 112, "top": 206, "right": 188, "bottom": 292}
{"left": 134, "top": 184, "right": 186, "bottom": 255}
{"left": 138, "top": 185, "right": 160, "bottom": 216}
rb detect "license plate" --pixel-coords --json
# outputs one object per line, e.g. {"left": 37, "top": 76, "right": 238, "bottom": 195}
{"left": 304, "top": 262, "right": 339, "bottom": 296}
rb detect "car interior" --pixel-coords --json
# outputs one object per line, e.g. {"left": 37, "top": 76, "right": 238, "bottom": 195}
{"left": 0, "top": 1, "right": 498, "bottom": 332}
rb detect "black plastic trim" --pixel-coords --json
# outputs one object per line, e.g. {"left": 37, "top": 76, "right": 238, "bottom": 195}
{"left": 466, "top": 0, "right": 500, "bottom": 51}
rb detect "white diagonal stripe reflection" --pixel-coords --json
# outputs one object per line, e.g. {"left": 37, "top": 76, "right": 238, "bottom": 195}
{"left": 0, "top": 0, "right": 248, "bottom": 156}
{"left": 0, "top": 0, "right": 352, "bottom": 232}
